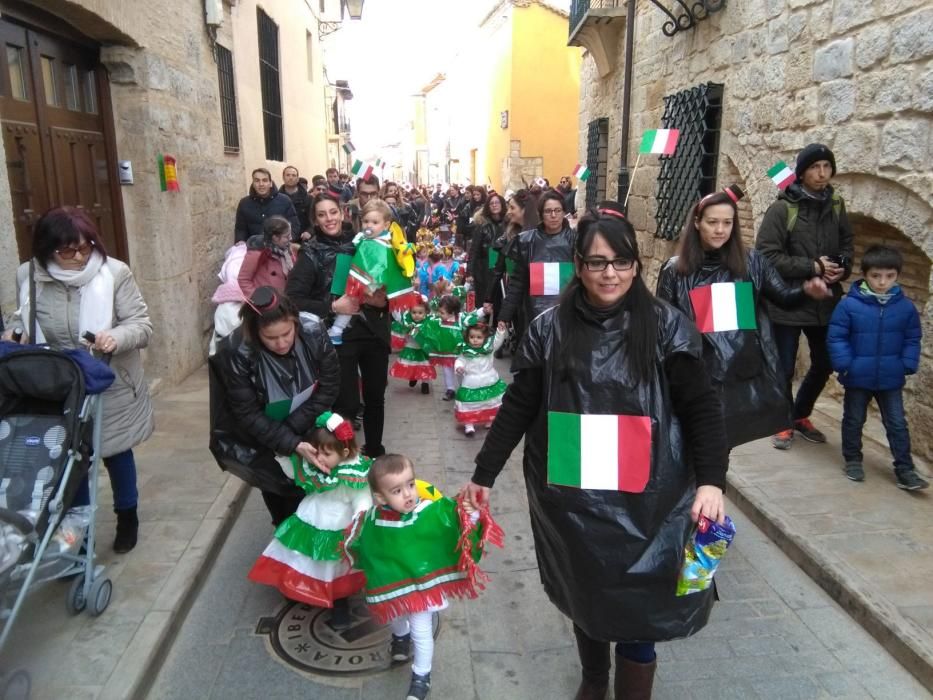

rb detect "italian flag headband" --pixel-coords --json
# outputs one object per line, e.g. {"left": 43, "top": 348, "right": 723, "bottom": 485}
{"left": 315, "top": 411, "right": 355, "bottom": 442}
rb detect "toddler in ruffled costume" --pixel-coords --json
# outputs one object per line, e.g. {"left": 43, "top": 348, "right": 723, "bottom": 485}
{"left": 344, "top": 454, "right": 502, "bottom": 700}
{"left": 249, "top": 412, "right": 371, "bottom": 629}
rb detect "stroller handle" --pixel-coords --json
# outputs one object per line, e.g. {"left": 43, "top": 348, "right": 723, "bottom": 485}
{"left": 0, "top": 507, "right": 35, "bottom": 537}
{"left": 82, "top": 331, "right": 113, "bottom": 365}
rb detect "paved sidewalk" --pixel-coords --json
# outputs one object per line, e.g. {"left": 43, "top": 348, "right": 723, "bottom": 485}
{"left": 0, "top": 366, "right": 249, "bottom": 700}
{"left": 728, "top": 396, "right": 933, "bottom": 693}
{"left": 151, "top": 373, "right": 929, "bottom": 699}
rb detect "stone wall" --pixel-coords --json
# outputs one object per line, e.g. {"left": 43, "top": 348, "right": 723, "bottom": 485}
{"left": 577, "top": 0, "right": 933, "bottom": 457}
{"left": 502, "top": 139, "right": 544, "bottom": 192}
{"left": 1, "top": 0, "right": 330, "bottom": 385}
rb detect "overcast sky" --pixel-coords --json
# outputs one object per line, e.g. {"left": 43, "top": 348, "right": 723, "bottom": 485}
{"left": 322, "top": 0, "right": 569, "bottom": 156}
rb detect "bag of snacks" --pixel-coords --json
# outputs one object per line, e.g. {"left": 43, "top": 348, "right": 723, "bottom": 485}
{"left": 676, "top": 514, "right": 735, "bottom": 596}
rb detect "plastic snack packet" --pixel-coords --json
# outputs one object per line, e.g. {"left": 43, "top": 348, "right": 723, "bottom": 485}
{"left": 676, "top": 514, "right": 736, "bottom": 596}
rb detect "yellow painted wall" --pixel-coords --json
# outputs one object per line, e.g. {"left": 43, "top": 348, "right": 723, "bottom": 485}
{"left": 483, "top": 13, "right": 513, "bottom": 192}
{"left": 510, "top": 3, "right": 582, "bottom": 185}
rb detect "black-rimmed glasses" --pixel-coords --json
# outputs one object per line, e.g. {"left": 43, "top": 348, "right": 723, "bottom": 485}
{"left": 581, "top": 258, "right": 634, "bottom": 272}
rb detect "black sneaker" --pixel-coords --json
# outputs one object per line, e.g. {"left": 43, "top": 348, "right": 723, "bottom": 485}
{"left": 896, "top": 470, "right": 930, "bottom": 491}
{"left": 442, "top": 389, "right": 455, "bottom": 401}
{"left": 420, "top": 382, "right": 430, "bottom": 395}
{"left": 793, "top": 418, "right": 827, "bottom": 444}
{"left": 390, "top": 633, "right": 412, "bottom": 662}
{"left": 329, "top": 600, "right": 351, "bottom": 630}
{"left": 844, "top": 461, "right": 865, "bottom": 482}
{"left": 409, "top": 380, "right": 417, "bottom": 388}
{"left": 406, "top": 672, "right": 431, "bottom": 700}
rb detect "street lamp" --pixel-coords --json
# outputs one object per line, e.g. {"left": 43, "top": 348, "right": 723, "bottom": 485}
{"left": 343, "top": 0, "right": 364, "bottom": 20}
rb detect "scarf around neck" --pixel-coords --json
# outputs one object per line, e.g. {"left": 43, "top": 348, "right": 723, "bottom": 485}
{"left": 18, "top": 250, "right": 115, "bottom": 344}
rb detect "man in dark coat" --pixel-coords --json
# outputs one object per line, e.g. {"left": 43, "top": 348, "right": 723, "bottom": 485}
{"left": 233, "top": 168, "right": 300, "bottom": 243}
{"left": 558, "top": 175, "right": 577, "bottom": 215}
{"left": 755, "top": 143, "right": 854, "bottom": 450}
{"left": 281, "top": 165, "right": 312, "bottom": 241}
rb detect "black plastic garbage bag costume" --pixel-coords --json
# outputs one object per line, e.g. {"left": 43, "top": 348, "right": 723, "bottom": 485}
{"left": 499, "top": 225, "right": 575, "bottom": 331}
{"left": 209, "top": 313, "right": 339, "bottom": 495}
{"left": 475, "top": 301, "right": 718, "bottom": 642}
{"left": 656, "top": 249, "right": 803, "bottom": 448}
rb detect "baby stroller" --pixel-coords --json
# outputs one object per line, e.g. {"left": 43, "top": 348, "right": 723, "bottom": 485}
{"left": 0, "top": 339, "right": 115, "bottom": 657}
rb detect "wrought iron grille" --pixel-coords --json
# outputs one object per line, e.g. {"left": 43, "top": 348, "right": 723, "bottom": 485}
{"left": 257, "top": 8, "right": 283, "bottom": 161}
{"left": 569, "top": 0, "right": 623, "bottom": 37}
{"left": 585, "top": 117, "right": 609, "bottom": 209}
{"left": 654, "top": 82, "right": 723, "bottom": 240}
{"left": 648, "top": 0, "right": 727, "bottom": 37}
{"left": 215, "top": 44, "right": 239, "bottom": 153}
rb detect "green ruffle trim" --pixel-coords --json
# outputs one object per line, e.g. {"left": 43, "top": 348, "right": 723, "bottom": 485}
{"left": 293, "top": 456, "right": 371, "bottom": 494}
{"left": 455, "top": 380, "right": 507, "bottom": 403}
{"left": 399, "top": 346, "right": 430, "bottom": 362}
{"left": 275, "top": 517, "right": 345, "bottom": 561}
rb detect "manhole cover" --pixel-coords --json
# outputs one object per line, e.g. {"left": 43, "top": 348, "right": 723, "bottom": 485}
{"left": 257, "top": 598, "right": 440, "bottom": 676}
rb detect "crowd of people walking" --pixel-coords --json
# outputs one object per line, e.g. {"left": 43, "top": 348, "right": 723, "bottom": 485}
{"left": 4, "top": 143, "right": 927, "bottom": 700}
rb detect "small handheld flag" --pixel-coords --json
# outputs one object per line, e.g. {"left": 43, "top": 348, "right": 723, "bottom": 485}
{"left": 767, "top": 161, "right": 796, "bottom": 190}
{"left": 351, "top": 159, "right": 373, "bottom": 179}
{"left": 572, "top": 164, "right": 591, "bottom": 182}
{"left": 342, "top": 141, "right": 355, "bottom": 155}
{"left": 534, "top": 177, "right": 547, "bottom": 188}
{"left": 639, "top": 129, "right": 680, "bottom": 155}
{"left": 529, "top": 262, "right": 573, "bottom": 296}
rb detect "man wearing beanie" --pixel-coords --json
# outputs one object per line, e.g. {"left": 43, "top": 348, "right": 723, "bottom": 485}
{"left": 755, "top": 143, "right": 854, "bottom": 450}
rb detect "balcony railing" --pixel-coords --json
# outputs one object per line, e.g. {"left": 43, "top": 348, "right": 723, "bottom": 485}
{"left": 569, "top": 0, "right": 623, "bottom": 38}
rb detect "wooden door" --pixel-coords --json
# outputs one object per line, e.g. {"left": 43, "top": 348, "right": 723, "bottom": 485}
{"left": 0, "top": 17, "right": 126, "bottom": 262}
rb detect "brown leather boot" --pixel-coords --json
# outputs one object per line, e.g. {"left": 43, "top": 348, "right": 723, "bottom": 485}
{"left": 573, "top": 678, "right": 608, "bottom": 700}
{"left": 614, "top": 657, "right": 657, "bottom": 700}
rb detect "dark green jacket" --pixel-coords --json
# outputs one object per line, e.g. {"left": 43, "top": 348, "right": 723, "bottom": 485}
{"left": 754, "top": 184, "right": 853, "bottom": 326}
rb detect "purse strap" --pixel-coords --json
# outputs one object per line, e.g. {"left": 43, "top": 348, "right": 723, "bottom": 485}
{"left": 28, "top": 259, "right": 36, "bottom": 342}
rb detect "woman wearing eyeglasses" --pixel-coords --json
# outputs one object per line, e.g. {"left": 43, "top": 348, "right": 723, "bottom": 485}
{"left": 5, "top": 206, "right": 154, "bottom": 553}
{"left": 655, "top": 186, "right": 830, "bottom": 448}
{"left": 462, "top": 203, "right": 729, "bottom": 700}
{"left": 497, "top": 189, "right": 574, "bottom": 341}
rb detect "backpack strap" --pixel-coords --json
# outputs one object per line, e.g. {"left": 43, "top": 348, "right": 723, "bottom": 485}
{"left": 785, "top": 194, "right": 843, "bottom": 234}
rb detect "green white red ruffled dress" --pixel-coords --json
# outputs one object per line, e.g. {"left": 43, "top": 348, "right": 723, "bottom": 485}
{"left": 249, "top": 453, "right": 372, "bottom": 607}
{"left": 454, "top": 330, "right": 508, "bottom": 426}
{"left": 343, "top": 483, "right": 504, "bottom": 624}
{"left": 413, "top": 310, "right": 485, "bottom": 368}
{"left": 389, "top": 312, "right": 436, "bottom": 381}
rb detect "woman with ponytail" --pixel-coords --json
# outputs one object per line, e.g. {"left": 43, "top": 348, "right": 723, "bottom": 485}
{"left": 462, "top": 203, "right": 730, "bottom": 700}
{"left": 656, "top": 186, "right": 830, "bottom": 448}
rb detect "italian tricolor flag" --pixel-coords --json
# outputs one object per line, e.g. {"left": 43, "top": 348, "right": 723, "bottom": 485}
{"left": 639, "top": 129, "right": 680, "bottom": 155}
{"left": 529, "top": 262, "right": 573, "bottom": 296}
{"left": 688, "top": 282, "right": 757, "bottom": 333}
{"left": 351, "top": 159, "right": 373, "bottom": 179}
{"left": 767, "top": 161, "right": 795, "bottom": 190}
{"left": 572, "top": 163, "right": 590, "bottom": 182}
{"left": 547, "top": 412, "right": 652, "bottom": 493}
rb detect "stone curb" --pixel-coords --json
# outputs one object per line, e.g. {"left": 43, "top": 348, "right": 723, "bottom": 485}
{"left": 101, "top": 476, "right": 251, "bottom": 700}
{"left": 726, "top": 469, "right": 933, "bottom": 694}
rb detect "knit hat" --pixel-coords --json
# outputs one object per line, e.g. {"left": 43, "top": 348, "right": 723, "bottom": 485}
{"left": 794, "top": 143, "right": 836, "bottom": 180}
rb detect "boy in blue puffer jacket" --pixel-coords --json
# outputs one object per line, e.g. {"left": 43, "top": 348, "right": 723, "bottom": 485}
{"left": 827, "top": 245, "right": 927, "bottom": 490}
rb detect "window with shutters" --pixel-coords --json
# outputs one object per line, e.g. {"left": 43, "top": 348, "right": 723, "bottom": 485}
{"left": 585, "top": 117, "right": 609, "bottom": 210}
{"left": 215, "top": 44, "right": 239, "bottom": 153}
{"left": 654, "top": 82, "right": 723, "bottom": 240}
{"left": 257, "top": 9, "right": 283, "bottom": 161}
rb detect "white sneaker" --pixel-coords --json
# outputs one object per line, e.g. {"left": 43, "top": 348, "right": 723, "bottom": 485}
{"left": 464, "top": 424, "right": 475, "bottom": 436}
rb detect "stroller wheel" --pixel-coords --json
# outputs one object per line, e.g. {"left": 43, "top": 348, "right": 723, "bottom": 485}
{"left": 88, "top": 577, "right": 113, "bottom": 617}
{"left": 66, "top": 575, "right": 87, "bottom": 615}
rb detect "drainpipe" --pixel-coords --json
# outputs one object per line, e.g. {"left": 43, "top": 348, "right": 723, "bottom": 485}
{"left": 617, "top": 0, "right": 637, "bottom": 206}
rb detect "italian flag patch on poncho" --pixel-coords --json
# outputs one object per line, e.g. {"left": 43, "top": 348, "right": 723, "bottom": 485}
{"left": 547, "top": 412, "right": 652, "bottom": 493}
{"left": 529, "top": 262, "right": 573, "bottom": 296}
{"left": 688, "top": 282, "right": 756, "bottom": 333}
